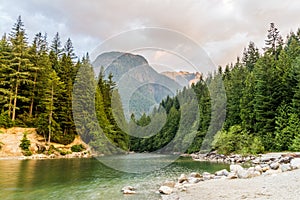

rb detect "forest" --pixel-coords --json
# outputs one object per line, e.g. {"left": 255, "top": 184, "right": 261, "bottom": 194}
{"left": 1, "top": 16, "right": 300, "bottom": 155}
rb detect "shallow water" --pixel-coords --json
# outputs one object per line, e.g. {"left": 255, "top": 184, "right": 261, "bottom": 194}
{"left": 0, "top": 154, "right": 229, "bottom": 200}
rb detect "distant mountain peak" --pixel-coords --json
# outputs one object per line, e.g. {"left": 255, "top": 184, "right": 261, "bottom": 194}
{"left": 161, "top": 71, "right": 201, "bottom": 86}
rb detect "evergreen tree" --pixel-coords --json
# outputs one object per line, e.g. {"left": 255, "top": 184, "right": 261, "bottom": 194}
{"left": 8, "top": 16, "right": 33, "bottom": 121}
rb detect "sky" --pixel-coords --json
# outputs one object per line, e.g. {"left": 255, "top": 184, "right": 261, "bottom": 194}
{"left": 1, "top": 0, "right": 300, "bottom": 72}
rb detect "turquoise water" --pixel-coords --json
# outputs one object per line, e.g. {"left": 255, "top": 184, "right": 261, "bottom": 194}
{"left": 0, "top": 154, "right": 228, "bottom": 200}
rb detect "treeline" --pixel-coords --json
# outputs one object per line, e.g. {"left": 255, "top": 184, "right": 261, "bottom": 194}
{"left": 0, "top": 16, "right": 129, "bottom": 149}
{"left": 131, "top": 23, "right": 300, "bottom": 155}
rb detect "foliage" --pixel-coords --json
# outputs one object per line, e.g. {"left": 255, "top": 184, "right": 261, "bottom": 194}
{"left": 19, "top": 133, "right": 32, "bottom": 156}
{"left": 212, "top": 125, "right": 264, "bottom": 155}
{"left": 71, "top": 144, "right": 85, "bottom": 152}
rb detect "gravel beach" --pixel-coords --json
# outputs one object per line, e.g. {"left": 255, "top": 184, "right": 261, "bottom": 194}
{"left": 176, "top": 168, "right": 300, "bottom": 200}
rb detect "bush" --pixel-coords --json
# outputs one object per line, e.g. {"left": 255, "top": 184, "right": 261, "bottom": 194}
{"left": 23, "top": 150, "right": 33, "bottom": 156}
{"left": 60, "top": 150, "right": 71, "bottom": 155}
{"left": 19, "top": 133, "right": 31, "bottom": 151}
{"left": 71, "top": 144, "right": 85, "bottom": 152}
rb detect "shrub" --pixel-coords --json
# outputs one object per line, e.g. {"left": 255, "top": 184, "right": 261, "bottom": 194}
{"left": 19, "top": 133, "right": 31, "bottom": 151}
{"left": 71, "top": 144, "right": 85, "bottom": 152}
{"left": 59, "top": 149, "right": 71, "bottom": 155}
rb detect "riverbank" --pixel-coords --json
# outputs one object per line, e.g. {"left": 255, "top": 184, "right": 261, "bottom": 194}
{"left": 0, "top": 127, "right": 91, "bottom": 160}
{"left": 175, "top": 168, "right": 300, "bottom": 200}
{"left": 158, "top": 152, "right": 300, "bottom": 199}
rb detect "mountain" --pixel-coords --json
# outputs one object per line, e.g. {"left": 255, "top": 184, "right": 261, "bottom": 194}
{"left": 161, "top": 71, "right": 201, "bottom": 87}
{"left": 92, "top": 52, "right": 182, "bottom": 119}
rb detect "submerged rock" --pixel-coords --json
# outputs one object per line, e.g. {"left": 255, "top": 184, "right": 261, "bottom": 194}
{"left": 121, "top": 186, "right": 136, "bottom": 194}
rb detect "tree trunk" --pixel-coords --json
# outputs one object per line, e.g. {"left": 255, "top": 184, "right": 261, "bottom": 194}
{"left": 29, "top": 70, "right": 37, "bottom": 117}
{"left": 12, "top": 80, "right": 18, "bottom": 121}
{"left": 48, "top": 84, "right": 54, "bottom": 145}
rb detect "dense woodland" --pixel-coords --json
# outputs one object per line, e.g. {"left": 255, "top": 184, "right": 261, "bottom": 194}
{"left": 1, "top": 17, "right": 300, "bottom": 155}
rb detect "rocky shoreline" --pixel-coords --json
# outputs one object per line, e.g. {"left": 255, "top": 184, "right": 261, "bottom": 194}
{"left": 155, "top": 152, "right": 300, "bottom": 199}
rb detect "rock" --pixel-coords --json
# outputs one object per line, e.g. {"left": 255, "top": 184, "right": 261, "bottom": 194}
{"left": 279, "top": 156, "right": 292, "bottom": 164}
{"left": 161, "top": 193, "right": 179, "bottom": 200}
{"left": 215, "top": 169, "right": 229, "bottom": 176}
{"left": 121, "top": 186, "right": 135, "bottom": 192}
{"left": 178, "top": 174, "right": 188, "bottom": 183}
{"left": 159, "top": 186, "right": 173, "bottom": 195}
{"left": 261, "top": 165, "right": 270, "bottom": 172}
{"left": 163, "top": 181, "right": 176, "bottom": 188}
{"left": 264, "top": 169, "right": 281, "bottom": 175}
{"left": 281, "top": 163, "right": 291, "bottom": 172}
{"left": 123, "top": 189, "right": 136, "bottom": 194}
{"left": 227, "top": 172, "right": 238, "bottom": 179}
{"left": 202, "top": 172, "right": 214, "bottom": 180}
{"left": 188, "top": 177, "right": 203, "bottom": 183}
{"left": 290, "top": 158, "right": 300, "bottom": 169}
{"left": 190, "top": 172, "right": 202, "bottom": 178}
{"left": 270, "top": 162, "right": 280, "bottom": 170}
{"left": 254, "top": 165, "right": 263, "bottom": 173}
{"left": 230, "top": 164, "right": 244, "bottom": 173}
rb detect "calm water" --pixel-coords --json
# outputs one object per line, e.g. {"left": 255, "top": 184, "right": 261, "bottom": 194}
{"left": 0, "top": 154, "right": 228, "bottom": 200}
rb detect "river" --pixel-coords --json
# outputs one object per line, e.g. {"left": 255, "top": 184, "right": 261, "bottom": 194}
{"left": 0, "top": 154, "right": 228, "bottom": 200}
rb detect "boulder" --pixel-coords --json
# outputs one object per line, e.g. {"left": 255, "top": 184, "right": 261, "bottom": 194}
{"left": 123, "top": 189, "right": 136, "bottom": 194}
{"left": 230, "top": 164, "right": 244, "bottom": 173}
{"left": 188, "top": 177, "right": 203, "bottom": 183}
{"left": 178, "top": 174, "right": 188, "bottom": 183}
{"left": 215, "top": 169, "right": 229, "bottom": 176}
{"left": 202, "top": 172, "right": 214, "bottom": 180}
{"left": 270, "top": 162, "right": 280, "bottom": 170}
{"left": 290, "top": 158, "right": 300, "bottom": 169}
{"left": 159, "top": 186, "right": 173, "bottom": 195}
{"left": 121, "top": 186, "right": 136, "bottom": 194}
{"left": 280, "top": 163, "right": 291, "bottom": 172}
{"left": 189, "top": 172, "right": 202, "bottom": 178}
{"left": 227, "top": 172, "right": 238, "bottom": 179}
{"left": 163, "top": 181, "right": 176, "bottom": 188}
{"left": 254, "top": 165, "right": 263, "bottom": 173}
{"left": 121, "top": 186, "right": 135, "bottom": 192}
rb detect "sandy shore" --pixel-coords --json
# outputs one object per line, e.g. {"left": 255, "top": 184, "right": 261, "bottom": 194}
{"left": 174, "top": 168, "right": 300, "bottom": 200}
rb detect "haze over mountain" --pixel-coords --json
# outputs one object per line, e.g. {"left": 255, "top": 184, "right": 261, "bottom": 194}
{"left": 92, "top": 52, "right": 200, "bottom": 118}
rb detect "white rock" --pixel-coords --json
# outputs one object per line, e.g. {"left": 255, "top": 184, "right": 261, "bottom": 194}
{"left": 188, "top": 177, "right": 203, "bottom": 184}
{"left": 270, "top": 162, "right": 280, "bottom": 170}
{"left": 178, "top": 174, "right": 188, "bottom": 183}
{"left": 163, "top": 181, "right": 176, "bottom": 188}
{"left": 254, "top": 165, "right": 263, "bottom": 173}
{"left": 281, "top": 163, "right": 291, "bottom": 172}
{"left": 227, "top": 172, "right": 238, "bottom": 179}
{"left": 121, "top": 186, "right": 135, "bottom": 192}
{"left": 159, "top": 186, "right": 173, "bottom": 195}
{"left": 230, "top": 164, "right": 244, "bottom": 173}
{"left": 123, "top": 189, "right": 136, "bottom": 194}
{"left": 190, "top": 172, "right": 202, "bottom": 178}
{"left": 215, "top": 169, "right": 229, "bottom": 176}
{"left": 290, "top": 158, "right": 300, "bottom": 169}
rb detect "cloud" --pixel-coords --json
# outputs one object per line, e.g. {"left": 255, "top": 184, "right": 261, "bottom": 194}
{"left": 1, "top": 0, "right": 300, "bottom": 68}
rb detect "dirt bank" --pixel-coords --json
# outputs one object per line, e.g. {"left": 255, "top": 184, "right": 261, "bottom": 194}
{"left": 0, "top": 127, "right": 90, "bottom": 159}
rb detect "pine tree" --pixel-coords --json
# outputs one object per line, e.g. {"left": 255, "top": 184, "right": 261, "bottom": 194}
{"left": 263, "top": 23, "right": 283, "bottom": 58}
{"left": 8, "top": 16, "right": 33, "bottom": 121}
{"left": 242, "top": 41, "right": 260, "bottom": 72}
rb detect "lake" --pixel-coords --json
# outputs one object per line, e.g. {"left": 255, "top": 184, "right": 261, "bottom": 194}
{"left": 0, "top": 154, "right": 228, "bottom": 200}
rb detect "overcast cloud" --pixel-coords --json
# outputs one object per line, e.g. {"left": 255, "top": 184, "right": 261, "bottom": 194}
{"left": 1, "top": 0, "right": 300, "bottom": 70}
